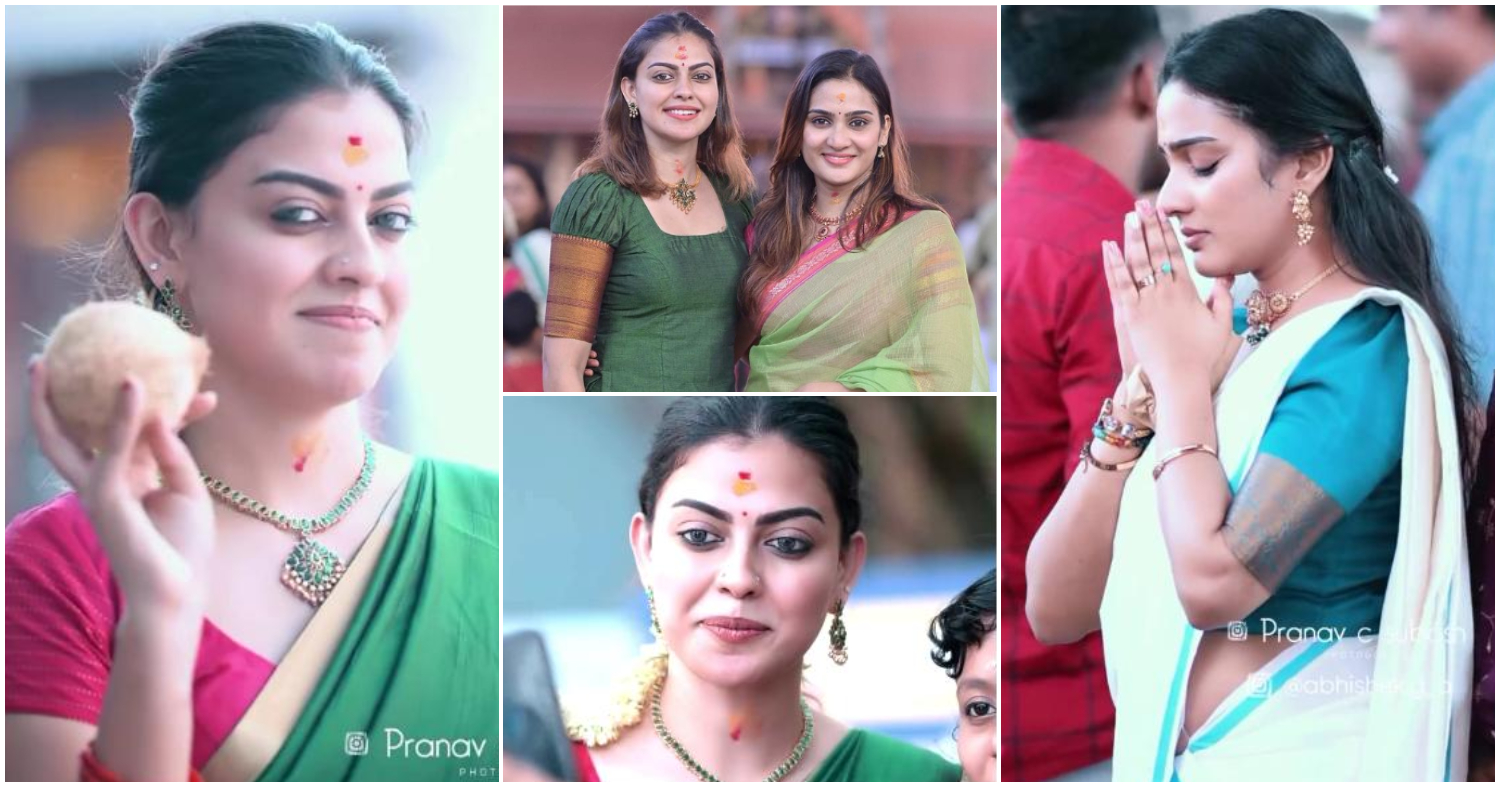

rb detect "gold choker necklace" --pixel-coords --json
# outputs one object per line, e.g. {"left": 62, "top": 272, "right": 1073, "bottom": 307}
{"left": 1245, "top": 263, "right": 1341, "bottom": 346}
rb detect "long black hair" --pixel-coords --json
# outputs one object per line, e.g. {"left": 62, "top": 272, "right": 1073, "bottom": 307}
{"left": 638, "top": 397, "right": 861, "bottom": 548}
{"left": 98, "top": 22, "right": 422, "bottom": 299}
{"left": 1160, "top": 8, "right": 1476, "bottom": 472}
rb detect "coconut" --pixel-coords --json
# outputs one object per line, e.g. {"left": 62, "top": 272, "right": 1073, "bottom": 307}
{"left": 41, "top": 301, "right": 210, "bottom": 452}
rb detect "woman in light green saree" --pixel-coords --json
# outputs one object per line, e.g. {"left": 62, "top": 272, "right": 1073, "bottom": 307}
{"left": 737, "top": 50, "right": 988, "bottom": 393}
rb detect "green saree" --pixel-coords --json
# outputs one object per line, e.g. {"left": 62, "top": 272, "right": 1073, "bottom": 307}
{"left": 745, "top": 210, "right": 989, "bottom": 392}
{"left": 808, "top": 729, "right": 962, "bottom": 781}
{"left": 217, "top": 459, "right": 498, "bottom": 782}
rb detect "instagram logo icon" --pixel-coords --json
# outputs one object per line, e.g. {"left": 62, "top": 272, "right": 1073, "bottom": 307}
{"left": 1228, "top": 621, "right": 1248, "bottom": 641}
{"left": 345, "top": 731, "right": 369, "bottom": 756}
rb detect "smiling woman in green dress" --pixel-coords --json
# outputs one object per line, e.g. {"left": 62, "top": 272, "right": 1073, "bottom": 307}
{"left": 542, "top": 11, "right": 755, "bottom": 392}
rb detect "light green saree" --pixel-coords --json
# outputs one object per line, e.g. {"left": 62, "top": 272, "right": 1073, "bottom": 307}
{"left": 205, "top": 459, "right": 499, "bottom": 782}
{"left": 744, "top": 210, "right": 990, "bottom": 392}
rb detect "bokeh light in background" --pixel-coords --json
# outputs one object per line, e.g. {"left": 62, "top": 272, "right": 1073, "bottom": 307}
{"left": 502, "top": 5, "right": 1000, "bottom": 387}
{"left": 502, "top": 396, "right": 996, "bottom": 760}
{"left": 5, "top": 5, "right": 500, "bottom": 518}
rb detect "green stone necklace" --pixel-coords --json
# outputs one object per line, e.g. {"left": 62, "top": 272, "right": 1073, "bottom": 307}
{"left": 651, "top": 676, "right": 813, "bottom": 782}
{"left": 200, "top": 435, "right": 375, "bottom": 607}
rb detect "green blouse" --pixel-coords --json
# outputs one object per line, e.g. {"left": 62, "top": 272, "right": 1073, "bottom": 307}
{"left": 551, "top": 171, "right": 754, "bottom": 392}
{"left": 809, "top": 729, "right": 962, "bottom": 781}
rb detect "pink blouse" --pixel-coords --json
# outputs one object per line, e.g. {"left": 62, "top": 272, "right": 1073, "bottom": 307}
{"left": 5, "top": 493, "right": 275, "bottom": 769}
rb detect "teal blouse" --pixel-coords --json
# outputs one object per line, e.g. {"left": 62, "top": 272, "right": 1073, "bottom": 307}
{"left": 1236, "top": 301, "right": 1409, "bottom": 635}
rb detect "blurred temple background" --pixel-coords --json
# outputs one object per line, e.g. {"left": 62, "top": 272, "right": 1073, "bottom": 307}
{"left": 502, "top": 395, "right": 997, "bottom": 761}
{"left": 5, "top": 5, "right": 501, "bottom": 518}
{"left": 502, "top": 6, "right": 1000, "bottom": 388}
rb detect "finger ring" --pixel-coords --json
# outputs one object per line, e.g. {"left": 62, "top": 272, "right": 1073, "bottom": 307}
{"left": 1136, "top": 274, "right": 1157, "bottom": 288}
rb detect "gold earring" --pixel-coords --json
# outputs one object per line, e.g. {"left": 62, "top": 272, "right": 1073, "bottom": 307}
{"left": 154, "top": 279, "right": 193, "bottom": 332}
{"left": 877, "top": 145, "right": 885, "bottom": 159}
{"left": 828, "top": 598, "right": 848, "bottom": 665}
{"left": 627, "top": 100, "right": 639, "bottom": 120}
{"left": 1292, "top": 189, "right": 1314, "bottom": 246}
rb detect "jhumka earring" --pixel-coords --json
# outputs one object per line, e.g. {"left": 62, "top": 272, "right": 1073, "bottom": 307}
{"left": 877, "top": 145, "right": 886, "bottom": 159}
{"left": 627, "top": 101, "right": 639, "bottom": 120}
{"left": 1292, "top": 189, "right": 1314, "bottom": 246}
{"left": 828, "top": 598, "right": 849, "bottom": 665}
{"left": 154, "top": 279, "right": 193, "bottom": 332}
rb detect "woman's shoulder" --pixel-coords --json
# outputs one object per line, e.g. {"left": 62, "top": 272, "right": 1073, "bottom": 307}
{"left": 1293, "top": 299, "right": 1408, "bottom": 383}
{"left": 6, "top": 492, "right": 103, "bottom": 561}
{"left": 414, "top": 457, "right": 498, "bottom": 515}
{"left": 815, "top": 726, "right": 962, "bottom": 781}
{"left": 554, "top": 172, "right": 632, "bottom": 243}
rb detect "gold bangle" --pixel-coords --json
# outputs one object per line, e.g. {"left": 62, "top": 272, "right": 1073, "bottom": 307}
{"left": 1079, "top": 439, "right": 1139, "bottom": 473}
{"left": 1152, "top": 443, "right": 1219, "bottom": 481}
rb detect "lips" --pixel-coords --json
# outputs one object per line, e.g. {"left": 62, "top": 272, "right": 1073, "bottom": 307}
{"left": 664, "top": 106, "right": 701, "bottom": 120}
{"left": 822, "top": 153, "right": 855, "bottom": 166}
{"left": 1180, "top": 227, "right": 1209, "bottom": 252}
{"left": 299, "top": 304, "right": 382, "bottom": 330}
{"left": 701, "top": 616, "right": 770, "bottom": 643}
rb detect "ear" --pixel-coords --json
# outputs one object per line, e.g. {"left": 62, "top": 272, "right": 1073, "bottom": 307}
{"left": 833, "top": 531, "right": 869, "bottom": 609}
{"left": 1128, "top": 57, "right": 1160, "bottom": 120}
{"left": 880, "top": 115, "right": 892, "bottom": 148}
{"left": 121, "top": 192, "right": 189, "bottom": 291}
{"left": 629, "top": 512, "right": 654, "bottom": 589}
{"left": 620, "top": 76, "right": 636, "bottom": 105}
{"left": 1293, "top": 143, "right": 1335, "bottom": 197}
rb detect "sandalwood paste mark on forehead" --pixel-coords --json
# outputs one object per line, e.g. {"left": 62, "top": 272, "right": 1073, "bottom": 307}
{"left": 732, "top": 470, "right": 757, "bottom": 496}
{"left": 343, "top": 135, "right": 370, "bottom": 166}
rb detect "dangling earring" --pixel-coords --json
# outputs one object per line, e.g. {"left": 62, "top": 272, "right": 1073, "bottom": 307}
{"left": 647, "top": 587, "right": 662, "bottom": 637}
{"left": 154, "top": 278, "right": 193, "bottom": 332}
{"left": 627, "top": 100, "right": 639, "bottom": 120}
{"left": 877, "top": 145, "right": 886, "bottom": 159}
{"left": 1292, "top": 189, "right": 1314, "bottom": 246}
{"left": 828, "top": 598, "right": 849, "bottom": 665}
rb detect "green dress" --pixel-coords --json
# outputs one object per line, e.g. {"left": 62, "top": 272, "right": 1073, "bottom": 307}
{"left": 809, "top": 729, "right": 962, "bottom": 781}
{"left": 551, "top": 171, "right": 754, "bottom": 392}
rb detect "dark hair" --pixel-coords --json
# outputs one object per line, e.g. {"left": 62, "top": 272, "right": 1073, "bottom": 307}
{"left": 740, "top": 49, "right": 942, "bottom": 323}
{"left": 503, "top": 290, "right": 539, "bottom": 347}
{"left": 1160, "top": 8, "right": 1476, "bottom": 474}
{"left": 575, "top": 11, "right": 753, "bottom": 201}
{"left": 98, "top": 22, "right": 422, "bottom": 299}
{"left": 638, "top": 397, "right": 861, "bottom": 548}
{"left": 929, "top": 569, "right": 996, "bottom": 679}
{"left": 1001, "top": 7, "right": 1162, "bottom": 135}
{"left": 504, "top": 155, "right": 551, "bottom": 234}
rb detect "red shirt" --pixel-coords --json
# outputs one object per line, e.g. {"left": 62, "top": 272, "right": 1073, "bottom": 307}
{"left": 1000, "top": 138, "right": 1129, "bottom": 780}
{"left": 504, "top": 361, "right": 544, "bottom": 392}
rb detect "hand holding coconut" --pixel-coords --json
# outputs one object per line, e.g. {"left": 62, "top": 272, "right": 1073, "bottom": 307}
{"left": 30, "top": 301, "right": 218, "bottom": 611}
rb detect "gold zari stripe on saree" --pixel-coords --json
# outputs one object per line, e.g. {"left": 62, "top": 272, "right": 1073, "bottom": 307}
{"left": 543, "top": 234, "right": 615, "bottom": 343}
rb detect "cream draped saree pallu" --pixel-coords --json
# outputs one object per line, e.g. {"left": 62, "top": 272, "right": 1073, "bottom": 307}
{"left": 1101, "top": 289, "right": 1472, "bottom": 781}
{"left": 203, "top": 460, "right": 499, "bottom": 782}
{"left": 743, "top": 210, "right": 989, "bottom": 392}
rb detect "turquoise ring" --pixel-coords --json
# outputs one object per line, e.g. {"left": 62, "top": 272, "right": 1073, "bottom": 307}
{"left": 1161, "top": 262, "right": 1173, "bottom": 275}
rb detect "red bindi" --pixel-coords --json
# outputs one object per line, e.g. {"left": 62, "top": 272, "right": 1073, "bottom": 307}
{"left": 348, "top": 135, "right": 363, "bottom": 147}
{"left": 738, "top": 471, "right": 752, "bottom": 480}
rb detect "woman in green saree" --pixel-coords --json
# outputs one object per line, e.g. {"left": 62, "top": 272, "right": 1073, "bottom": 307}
{"left": 738, "top": 50, "right": 989, "bottom": 393}
{"left": 564, "top": 397, "right": 960, "bottom": 781}
{"left": 5, "top": 22, "right": 496, "bottom": 781}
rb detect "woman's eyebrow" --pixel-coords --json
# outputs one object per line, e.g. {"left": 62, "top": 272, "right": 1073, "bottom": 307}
{"left": 1159, "top": 135, "right": 1219, "bottom": 155}
{"left": 671, "top": 499, "right": 825, "bottom": 527}
{"left": 251, "top": 169, "right": 413, "bottom": 201}
{"left": 809, "top": 109, "right": 873, "bottom": 117}
{"left": 647, "top": 61, "right": 714, "bottom": 71}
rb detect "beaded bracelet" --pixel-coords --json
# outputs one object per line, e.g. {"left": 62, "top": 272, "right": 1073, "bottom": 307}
{"left": 1093, "top": 399, "right": 1154, "bottom": 449}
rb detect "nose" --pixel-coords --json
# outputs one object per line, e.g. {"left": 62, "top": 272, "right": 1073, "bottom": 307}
{"left": 1155, "top": 171, "right": 1190, "bottom": 223}
{"left": 714, "top": 544, "right": 761, "bottom": 599}
{"left": 325, "top": 221, "right": 386, "bottom": 288}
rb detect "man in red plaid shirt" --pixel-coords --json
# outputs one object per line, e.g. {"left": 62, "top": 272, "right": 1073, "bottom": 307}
{"left": 1001, "top": 7, "right": 1166, "bottom": 781}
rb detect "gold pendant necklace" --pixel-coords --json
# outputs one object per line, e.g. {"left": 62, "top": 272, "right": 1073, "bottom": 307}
{"left": 1245, "top": 262, "right": 1341, "bottom": 346}
{"left": 668, "top": 170, "right": 704, "bottom": 214}
{"left": 200, "top": 435, "right": 375, "bottom": 607}
{"left": 808, "top": 201, "right": 864, "bottom": 241}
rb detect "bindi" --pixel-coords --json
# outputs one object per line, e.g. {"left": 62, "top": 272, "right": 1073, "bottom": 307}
{"left": 732, "top": 470, "right": 757, "bottom": 496}
{"left": 836, "top": 92, "right": 846, "bottom": 104}
{"left": 342, "top": 135, "right": 370, "bottom": 166}
{"left": 675, "top": 45, "right": 688, "bottom": 61}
